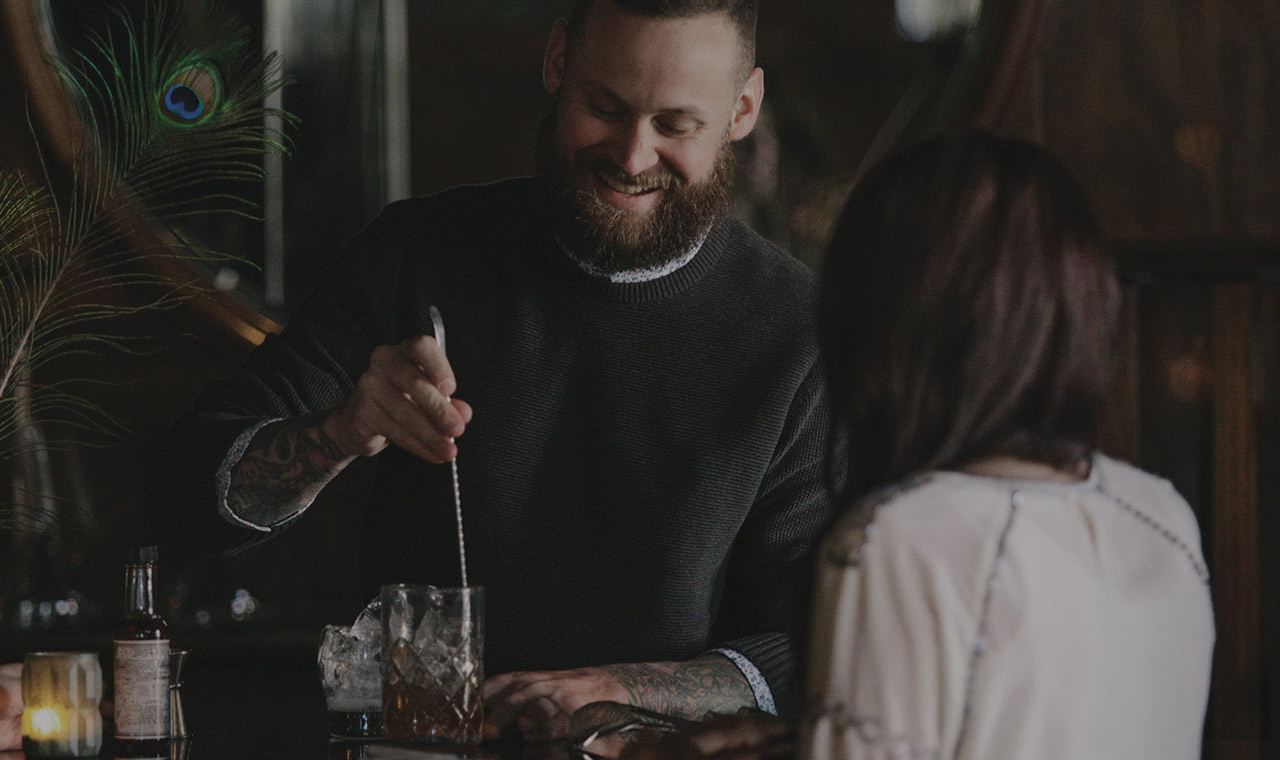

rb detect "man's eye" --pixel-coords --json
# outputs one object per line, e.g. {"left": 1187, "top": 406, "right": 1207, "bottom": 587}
{"left": 657, "top": 121, "right": 695, "bottom": 137}
{"left": 589, "top": 103, "right": 624, "bottom": 119}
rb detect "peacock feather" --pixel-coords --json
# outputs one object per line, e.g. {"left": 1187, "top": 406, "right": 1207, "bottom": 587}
{"left": 0, "top": 0, "right": 292, "bottom": 532}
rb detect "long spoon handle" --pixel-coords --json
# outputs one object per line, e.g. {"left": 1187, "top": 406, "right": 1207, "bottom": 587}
{"left": 429, "top": 306, "right": 468, "bottom": 589}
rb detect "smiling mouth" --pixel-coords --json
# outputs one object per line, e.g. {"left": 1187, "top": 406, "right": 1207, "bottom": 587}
{"left": 592, "top": 167, "right": 668, "bottom": 197}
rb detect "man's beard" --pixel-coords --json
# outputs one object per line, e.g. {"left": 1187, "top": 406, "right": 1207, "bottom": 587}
{"left": 536, "top": 108, "right": 736, "bottom": 274}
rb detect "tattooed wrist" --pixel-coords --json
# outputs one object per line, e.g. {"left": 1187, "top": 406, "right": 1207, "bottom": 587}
{"left": 226, "top": 414, "right": 354, "bottom": 525}
{"left": 603, "top": 655, "right": 755, "bottom": 720}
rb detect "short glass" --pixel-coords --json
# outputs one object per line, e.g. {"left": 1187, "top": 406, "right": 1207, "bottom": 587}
{"left": 380, "top": 585, "right": 484, "bottom": 745}
{"left": 21, "top": 652, "right": 103, "bottom": 758}
{"left": 318, "top": 621, "right": 383, "bottom": 738}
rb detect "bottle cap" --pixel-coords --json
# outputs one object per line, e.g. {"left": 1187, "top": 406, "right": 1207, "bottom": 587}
{"left": 127, "top": 545, "right": 158, "bottom": 564}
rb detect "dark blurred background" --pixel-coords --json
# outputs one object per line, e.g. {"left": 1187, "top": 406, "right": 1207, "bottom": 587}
{"left": 0, "top": 1, "right": 1277, "bottom": 756}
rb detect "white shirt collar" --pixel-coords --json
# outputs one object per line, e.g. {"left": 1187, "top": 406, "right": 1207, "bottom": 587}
{"left": 561, "top": 229, "right": 710, "bottom": 283}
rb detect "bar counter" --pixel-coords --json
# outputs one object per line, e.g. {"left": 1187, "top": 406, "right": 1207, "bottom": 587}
{"left": 0, "top": 630, "right": 590, "bottom": 760}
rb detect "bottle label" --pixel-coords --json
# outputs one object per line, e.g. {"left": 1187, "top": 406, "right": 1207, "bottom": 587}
{"left": 113, "top": 640, "right": 170, "bottom": 739}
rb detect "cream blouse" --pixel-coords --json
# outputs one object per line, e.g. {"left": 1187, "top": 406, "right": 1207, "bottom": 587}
{"left": 800, "top": 454, "right": 1214, "bottom": 760}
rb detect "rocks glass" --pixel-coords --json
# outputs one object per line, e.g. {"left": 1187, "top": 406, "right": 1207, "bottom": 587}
{"left": 380, "top": 585, "right": 484, "bottom": 745}
{"left": 318, "top": 599, "right": 383, "bottom": 739}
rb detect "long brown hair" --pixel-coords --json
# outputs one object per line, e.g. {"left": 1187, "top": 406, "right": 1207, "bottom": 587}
{"left": 818, "top": 130, "right": 1120, "bottom": 504}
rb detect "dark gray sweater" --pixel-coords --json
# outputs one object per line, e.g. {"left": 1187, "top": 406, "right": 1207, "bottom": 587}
{"left": 161, "top": 178, "right": 831, "bottom": 713}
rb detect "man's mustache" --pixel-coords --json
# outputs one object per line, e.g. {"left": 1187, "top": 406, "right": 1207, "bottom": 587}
{"left": 581, "top": 153, "right": 683, "bottom": 192}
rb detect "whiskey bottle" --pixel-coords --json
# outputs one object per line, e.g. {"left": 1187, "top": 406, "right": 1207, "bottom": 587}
{"left": 113, "top": 545, "right": 170, "bottom": 755}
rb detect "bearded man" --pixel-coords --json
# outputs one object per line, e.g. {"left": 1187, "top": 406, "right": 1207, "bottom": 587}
{"left": 159, "top": 0, "right": 830, "bottom": 742}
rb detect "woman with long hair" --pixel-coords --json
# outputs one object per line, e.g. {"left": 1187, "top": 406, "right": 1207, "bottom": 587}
{"left": 621, "top": 132, "right": 1214, "bottom": 760}
{"left": 803, "top": 130, "right": 1213, "bottom": 758}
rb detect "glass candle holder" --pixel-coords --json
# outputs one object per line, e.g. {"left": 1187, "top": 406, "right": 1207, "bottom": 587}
{"left": 21, "top": 652, "right": 103, "bottom": 758}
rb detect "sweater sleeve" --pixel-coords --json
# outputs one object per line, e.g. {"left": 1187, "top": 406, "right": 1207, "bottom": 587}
{"left": 147, "top": 210, "right": 406, "bottom": 556}
{"left": 708, "top": 357, "right": 833, "bottom": 718}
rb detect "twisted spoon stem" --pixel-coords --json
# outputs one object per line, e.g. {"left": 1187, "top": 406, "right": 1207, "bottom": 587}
{"left": 430, "top": 306, "right": 469, "bottom": 589}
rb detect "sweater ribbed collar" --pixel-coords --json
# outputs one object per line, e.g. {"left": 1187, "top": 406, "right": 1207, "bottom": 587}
{"left": 527, "top": 184, "right": 734, "bottom": 304}
{"left": 560, "top": 230, "right": 708, "bottom": 284}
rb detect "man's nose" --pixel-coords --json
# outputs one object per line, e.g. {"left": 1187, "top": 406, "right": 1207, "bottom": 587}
{"left": 609, "top": 121, "right": 659, "bottom": 178}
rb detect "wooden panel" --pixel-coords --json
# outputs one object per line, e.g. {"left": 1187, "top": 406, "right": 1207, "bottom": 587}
{"left": 1209, "top": 284, "right": 1264, "bottom": 756}
{"left": 1138, "top": 285, "right": 1214, "bottom": 522}
{"left": 1006, "top": 0, "right": 1280, "bottom": 242}
{"left": 1257, "top": 289, "right": 1280, "bottom": 760}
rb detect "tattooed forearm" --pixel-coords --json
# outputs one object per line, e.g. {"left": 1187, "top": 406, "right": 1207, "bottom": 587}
{"left": 603, "top": 655, "right": 755, "bottom": 720}
{"left": 226, "top": 415, "right": 355, "bottom": 526}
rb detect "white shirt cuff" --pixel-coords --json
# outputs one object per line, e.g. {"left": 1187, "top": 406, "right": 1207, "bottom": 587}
{"left": 711, "top": 648, "right": 778, "bottom": 716}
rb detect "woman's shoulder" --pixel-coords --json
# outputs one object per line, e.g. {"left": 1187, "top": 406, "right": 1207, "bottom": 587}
{"left": 821, "top": 472, "right": 1021, "bottom": 569}
{"left": 1091, "top": 453, "right": 1188, "bottom": 511}
{"left": 1090, "top": 453, "right": 1208, "bottom": 579}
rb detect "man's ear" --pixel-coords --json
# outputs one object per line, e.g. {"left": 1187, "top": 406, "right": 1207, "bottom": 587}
{"left": 728, "top": 67, "right": 764, "bottom": 142}
{"left": 544, "top": 19, "right": 569, "bottom": 96}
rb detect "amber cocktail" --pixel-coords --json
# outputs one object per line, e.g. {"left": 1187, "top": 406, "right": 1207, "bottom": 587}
{"left": 380, "top": 585, "right": 484, "bottom": 744}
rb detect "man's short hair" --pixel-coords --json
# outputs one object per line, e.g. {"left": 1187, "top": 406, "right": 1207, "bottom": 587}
{"left": 565, "top": 0, "right": 758, "bottom": 79}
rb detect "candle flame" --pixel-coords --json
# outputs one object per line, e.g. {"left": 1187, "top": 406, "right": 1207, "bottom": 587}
{"left": 29, "top": 707, "right": 63, "bottom": 738}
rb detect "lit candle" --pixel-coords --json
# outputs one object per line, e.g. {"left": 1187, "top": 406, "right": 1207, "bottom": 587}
{"left": 21, "top": 652, "right": 103, "bottom": 758}
{"left": 28, "top": 706, "right": 64, "bottom": 737}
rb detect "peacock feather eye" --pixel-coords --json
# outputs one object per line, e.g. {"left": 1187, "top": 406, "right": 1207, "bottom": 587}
{"left": 159, "top": 62, "right": 222, "bottom": 126}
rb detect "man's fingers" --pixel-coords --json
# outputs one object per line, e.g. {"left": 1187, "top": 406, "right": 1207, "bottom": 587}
{"left": 399, "top": 336, "right": 457, "bottom": 396}
{"left": 517, "top": 696, "right": 569, "bottom": 742}
{"left": 483, "top": 681, "right": 541, "bottom": 739}
{"left": 370, "top": 345, "right": 461, "bottom": 434}
{"left": 374, "top": 339, "right": 466, "bottom": 438}
{"left": 0, "top": 714, "right": 20, "bottom": 752}
{"left": 483, "top": 677, "right": 562, "bottom": 740}
{"left": 515, "top": 696, "right": 553, "bottom": 737}
{"left": 481, "top": 677, "right": 523, "bottom": 739}
{"left": 688, "top": 716, "right": 789, "bottom": 757}
{"left": 619, "top": 731, "right": 697, "bottom": 760}
{"left": 366, "top": 390, "right": 454, "bottom": 464}
{"left": 0, "top": 663, "right": 20, "bottom": 718}
{"left": 357, "top": 339, "right": 471, "bottom": 460}
{"left": 386, "top": 366, "right": 466, "bottom": 439}
{"left": 367, "top": 389, "right": 443, "bottom": 459}
{"left": 481, "top": 668, "right": 621, "bottom": 743}
{"left": 618, "top": 716, "right": 790, "bottom": 760}
{"left": 481, "top": 671, "right": 520, "bottom": 701}
{"left": 452, "top": 398, "right": 473, "bottom": 426}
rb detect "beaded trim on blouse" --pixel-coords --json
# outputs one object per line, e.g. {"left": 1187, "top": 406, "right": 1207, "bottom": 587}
{"left": 809, "top": 455, "right": 1209, "bottom": 757}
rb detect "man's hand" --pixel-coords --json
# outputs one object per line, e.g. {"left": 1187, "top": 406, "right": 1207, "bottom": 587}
{"left": 323, "top": 336, "right": 472, "bottom": 464}
{"left": 0, "top": 663, "right": 22, "bottom": 751}
{"left": 482, "top": 666, "right": 629, "bottom": 742}
{"left": 226, "top": 335, "right": 472, "bottom": 527}
{"left": 482, "top": 655, "right": 755, "bottom": 743}
{"left": 620, "top": 713, "right": 792, "bottom": 760}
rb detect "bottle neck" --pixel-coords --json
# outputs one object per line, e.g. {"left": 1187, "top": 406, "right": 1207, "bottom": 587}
{"left": 125, "top": 562, "right": 155, "bottom": 617}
